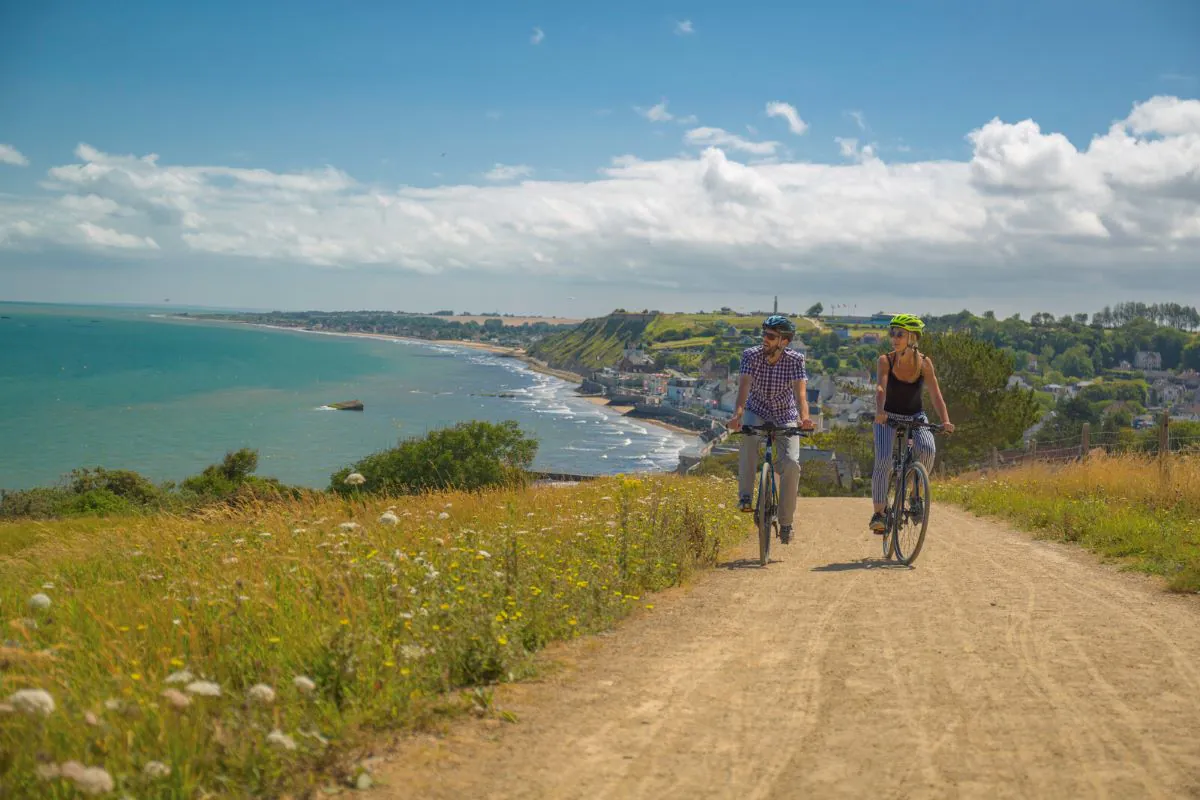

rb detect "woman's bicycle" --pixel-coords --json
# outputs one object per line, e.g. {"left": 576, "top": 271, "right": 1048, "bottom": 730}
{"left": 879, "top": 417, "right": 944, "bottom": 566}
{"left": 738, "top": 423, "right": 810, "bottom": 567}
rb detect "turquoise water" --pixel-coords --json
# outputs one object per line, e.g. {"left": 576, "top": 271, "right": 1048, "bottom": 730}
{"left": 0, "top": 303, "right": 695, "bottom": 491}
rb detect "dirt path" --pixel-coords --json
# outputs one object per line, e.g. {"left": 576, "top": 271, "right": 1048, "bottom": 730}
{"left": 365, "top": 499, "right": 1200, "bottom": 799}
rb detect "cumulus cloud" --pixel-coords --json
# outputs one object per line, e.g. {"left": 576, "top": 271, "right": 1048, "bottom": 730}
{"left": 675, "top": 20, "right": 694, "bottom": 35}
{"left": 0, "top": 144, "right": 29, "bottom": 167}
{"left": 765, "top": 102, "right": 808, "bottom": 135}
{"left": 1, "top": 96, "right": 1198, "bottom": 300}
{"left": 484, "top": 163, "right": 533, "bottom": 181}
{"left": 530, "top": 27, "right": 544, "bottom": 45}
{"left": 636, "top": 101, "right": 674, "bottom": 122}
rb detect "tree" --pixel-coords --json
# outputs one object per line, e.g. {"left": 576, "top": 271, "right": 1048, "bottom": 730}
{"left": 822, "top": 353, "right": 841, "bottom": 370}
{"left": 330, "top": 420, "right": 538, "bottom": 496}
{"left": 1053, "top": 345, "right": 1095, "bottom": 379}
{"left": 806, "top": 302, "right": 824, "bottom": 317}
{"left": 1182, "top": 339, "right": 1200, "bottom": 371}
{"left": 920, "top": 332, "right": 1042, "bottom": 468}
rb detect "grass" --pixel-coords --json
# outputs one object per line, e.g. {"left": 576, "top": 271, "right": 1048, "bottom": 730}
{"left": 647, "top": 336, "right": 717, "bottom": 352}
{"left": 940, "top": 452, "right": 1200, "bottom": 593}
{"left": 644, "top": 313, "right": 814, "bottom": 342}
{"left": 0, "top": 475, "right": 749, "bottom": 798}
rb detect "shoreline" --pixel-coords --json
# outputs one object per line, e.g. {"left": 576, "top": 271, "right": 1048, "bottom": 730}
{"left": 166, "top": 315, "right": 697, "bottom": 443}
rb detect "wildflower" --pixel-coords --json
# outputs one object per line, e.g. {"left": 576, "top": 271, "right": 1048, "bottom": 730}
{"left": 477, "top": 550, "right": 492, "bottom": 559}
{"left": 8, "top": 688, "right": 54, "bottom": 716}
{"left": 248, "top": 683, "right": 276, "bottom": 704}
{"left": 339, "top": 522, "right": 361, "bottom": 531}
{"left": 267, "top": 729, "right": 298, "bottom": 751}
{"left": 184, "top": 680, "right": 221, "bottom": 697}
{"left": 344, "top": 472, "right": 367, "bottom": 486}
{"left": 41, "top": 582, "right": 54, "bottom": 589}
{"left": 379, "top": 511, "right": 400, "bottom": 525}
{"left": 84, "top": 711, "right": 99, "bottom": 726}
{"left": 293, "top": 675, "right": 316, "bottom": 694}
{"left": 59, "top": 761, "right": 114, "bottom": 795}
{"left": 438, "top": 512, "right": 450, "bottom": 520}
{"left": 164, "top": 669, "right": 193, "bottom": 684}
{"left": 143, "top": 761, "right": 172, "bottom": 779}
{"left": 103, "top": 698, "right": 122, "bottom": 711}
{"left": 28, "top": 593, "right": 51, "bottom": 611}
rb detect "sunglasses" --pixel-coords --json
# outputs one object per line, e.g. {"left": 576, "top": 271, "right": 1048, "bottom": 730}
{"left": 762, "top": 330, "right": 781, "bottom": 341}
{"left": 889, "top": 328, "right": 910, "bottom": 338}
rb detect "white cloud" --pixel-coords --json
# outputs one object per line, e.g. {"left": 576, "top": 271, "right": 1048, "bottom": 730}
{"left": 636, "top": 101, "right": 674, "bottom": 122}
{"left": 484, "top": 163, "right": 533, "bottom": 181}
{"left": 0, "top": 144, "right": 29, "bottom": 167}
{"left": 78, "top": 221, "right": 160, "bottom": 250}
{"left": 765, "top": 102, "right": 808, "bottom": 136}
{"left": 685, "top": 127, "right": 780, "bottom": 155}
{"left": 2, "top": 96, "right": 1199, "bottom": 305}
{"left": 834, "top": 137, "right": 877, "bottom": 163}
{"left": 848, "top": 110, "right": 866, "bottom": 131}
{"left": 675, "top": 20, "right": 695, "bottom": 35}
{"left": 530, "top": 27, "right": 544, "bottom": 45}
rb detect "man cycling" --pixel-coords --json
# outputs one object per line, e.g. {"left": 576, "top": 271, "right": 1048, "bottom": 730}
{"left": 726, "top": 314, "right": 816, "bottom": 545}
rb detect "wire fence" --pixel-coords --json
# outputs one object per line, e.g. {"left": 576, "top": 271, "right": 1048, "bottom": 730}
{"left": 942, "top": 411, "right": 1196, "bottom": 477}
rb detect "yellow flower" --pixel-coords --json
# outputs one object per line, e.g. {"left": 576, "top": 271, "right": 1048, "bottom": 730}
{"left": 268, "top": 636, "right": 281, "bottom": 644}
{"left": 130, "top": 673, "right": 142, "bottom": 681}
{"left": 400, "top": 668, "right": 411, "bottom": 676}
{"left": 567, "top": 618, "right": 577, "bottom": 626}
{"left": 339, "top": 618, "right": 350, "bottom": 626}
{"left": 497, "top": 636, "right": 508, "bottom": 645}
{"left": 440, "top": 603, "right": 450, "bottom": 610}
{"left": 645, "top": 604, "right": 655, "bottom": 610}
{"left": 118, "top": 626, "right": 130, "bottom": 632}
{"left": 384, "top": 660, "right": 395, "bottom": 667}
{"left": 169, "top": 658, "right": 185, "bottom": 667}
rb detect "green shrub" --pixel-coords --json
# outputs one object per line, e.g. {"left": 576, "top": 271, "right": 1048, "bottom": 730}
{"left": 331, "top": 420, "right": 538, "bottom": 496}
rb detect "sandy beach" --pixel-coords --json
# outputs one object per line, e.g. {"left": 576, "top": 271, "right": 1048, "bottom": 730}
{"left": 583, "top": 396, "right": 700, "bottom": 437}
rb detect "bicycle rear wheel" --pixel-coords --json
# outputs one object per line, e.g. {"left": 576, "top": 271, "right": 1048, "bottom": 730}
{"left": 757, "top": 461, "right": 774, "bottom": 566}
{"left": 892, "top": 462, "right": 931, "bottom": 565}
{"left": 883, "top": 469, "right": 902, "bottom": 560}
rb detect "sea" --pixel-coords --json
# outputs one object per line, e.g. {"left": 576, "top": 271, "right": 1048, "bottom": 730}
{"left": 0, "top": 302, "right": 698, "bottom": 492}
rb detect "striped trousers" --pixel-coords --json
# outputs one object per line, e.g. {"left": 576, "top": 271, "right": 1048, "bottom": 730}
{"left": 872, "top": 412, "right": 936, "bottom": 505}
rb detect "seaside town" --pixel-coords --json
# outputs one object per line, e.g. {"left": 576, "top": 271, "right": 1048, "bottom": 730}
{"left": 189, "top": 299, "right": 1200, "bottom": 486}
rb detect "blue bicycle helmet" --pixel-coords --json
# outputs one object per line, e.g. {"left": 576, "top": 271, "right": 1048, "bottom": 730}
{"left": 762, "top": 314, "right": 796, "bottom": 335}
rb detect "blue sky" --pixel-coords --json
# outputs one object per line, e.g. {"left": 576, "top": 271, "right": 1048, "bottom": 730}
{"left": 1, "top": 1, "right": 1198, "bottom": 316}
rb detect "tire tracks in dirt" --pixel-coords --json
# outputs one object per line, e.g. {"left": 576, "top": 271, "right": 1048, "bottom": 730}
{"left": 364, "top": 499, "right": 1200, "bottom": 800}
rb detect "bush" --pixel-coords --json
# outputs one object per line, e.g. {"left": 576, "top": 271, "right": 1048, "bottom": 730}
{"left": 180, "top": 448, "right": 262, "bottom": 498}
{"left": 330, "top": 420, "right": 539, "bottom": 496}
{"left": 0, "top": 487, "right": 73, "bottom": 519}
{"left": 68, "top": 467, "right": 163, "bottom": 506}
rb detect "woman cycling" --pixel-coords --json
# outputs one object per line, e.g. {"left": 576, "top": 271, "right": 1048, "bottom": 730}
{"left": 869, "top": 314, "right": 955, "bottom": 533}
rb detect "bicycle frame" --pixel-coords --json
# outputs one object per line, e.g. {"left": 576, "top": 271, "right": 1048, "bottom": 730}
{"left": 738, "top": 423, "right": 809, "bottom": 566}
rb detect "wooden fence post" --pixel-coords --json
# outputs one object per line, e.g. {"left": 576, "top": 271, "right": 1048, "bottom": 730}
{"left": 1081, "top": 423, "right": 1090, "bottom": 460}
{"left": 1159, "top": 410, "right": 1171, "bottom": 481}
{"left": 991, "top": 447, "right": 1000, "bottom": 471}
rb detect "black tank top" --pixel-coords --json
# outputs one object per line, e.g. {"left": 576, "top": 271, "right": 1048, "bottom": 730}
{"left": 884, "top": 351, "right": 924, "bottom": 415}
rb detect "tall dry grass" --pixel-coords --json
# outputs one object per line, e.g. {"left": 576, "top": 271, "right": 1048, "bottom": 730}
{"left": 941, "top": 452, "right": 1200, "bottom": 593}
{"left": 0, "top": 474, "right": 747, "bottom": 798}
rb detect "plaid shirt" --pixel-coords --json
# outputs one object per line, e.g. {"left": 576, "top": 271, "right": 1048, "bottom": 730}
{"left": 740, "top": 345, "right": 808, "bottom": 424}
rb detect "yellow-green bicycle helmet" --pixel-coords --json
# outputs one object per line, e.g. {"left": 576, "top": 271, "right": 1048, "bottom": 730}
{"left": 889, "top": 313, "right": 925, "bottom": 333}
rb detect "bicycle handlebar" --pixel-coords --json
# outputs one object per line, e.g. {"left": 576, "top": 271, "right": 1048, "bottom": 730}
{"left": 736, "top": 425, "right": 812, "bottom": 437}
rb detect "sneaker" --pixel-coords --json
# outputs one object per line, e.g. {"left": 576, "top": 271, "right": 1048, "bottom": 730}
{"left": 869, "top": 512, "right": 886, "bottom": 533}
{"left": 780, "top": 524, "right": 793, "bottom": 545}
{"left": 738, "top": 494, "right": 753, "bottom": 513}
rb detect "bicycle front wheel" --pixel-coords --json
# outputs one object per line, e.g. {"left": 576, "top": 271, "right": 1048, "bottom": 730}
{"left": 893, "top": 462, "right": 931, "bottom": 565}
{"left": 758, "top": 461, "right": 774, "bottom": 566}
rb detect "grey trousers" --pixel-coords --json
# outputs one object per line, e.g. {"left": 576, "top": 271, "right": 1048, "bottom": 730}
{"left": 737, "top": 409, "right": 801, "bottom": 526}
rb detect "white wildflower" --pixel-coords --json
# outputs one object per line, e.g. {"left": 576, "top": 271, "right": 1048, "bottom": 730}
{"left": 378, "top": 511, "right": 400, "bottom": 525}
{"left": 437, "top": 512, "right": 450, "bottom": 520}
{"left": 477, "top": 550, "right": 492, "bottom": 559}
{"left": 84, "top": 711, "right": 99, "bottom": 726}
{"left": 258, "top": 531, "right": 272, "bottom": 538}
{"left": 143, "top": 761, "right": 171, "bottom": 779}
{"left": 160, "top": 689, "right": 191, "bottom": 709}
{"left": 248, "top": 683, "right": 276, "bottom": 704}
{"left": 8, "top": 688, "right": 55, "bottom": 716}
{"left": 344, "top": 472, "right": 366, "bottom": 486}
{"left": 103, "top": 698, "right": 122, "bottom": 711}
{"left": 41, "top": 582, "right": 55, "bottom": 590}
{"left": 293, "top": 675, "right": 316, "bottom": 694}
{"left": 164, "top": 669, "right": 193, "bottom": 684}
{"left": 36, "top": 763, "right": 61, "bottom": 780}
{"left": 60, "top": 761, "right": 114, "bottom": 795}
{"left": 400, "top": 644, "right": 429, "bottom": 660}
{"left": 184, "top": 680, "right": 221, "bottom": 697}
{"left": 292, "top": 528, "right": 307, "bottom": 534}
{"left": 339, "top": 521, "right": 361, "bottom": 531}
{"left": 267, "top": 729, "right": 297, "bottom": 751}
{"left": 28, "top": 593, "right": 51, "bottom": 611}
{"left": 223, "top": 556, "right": 239, "bottom": 565}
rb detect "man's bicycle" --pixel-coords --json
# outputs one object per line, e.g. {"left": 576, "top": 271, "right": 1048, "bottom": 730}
{"left": 737, "top": 423, "right": 810, "bottom": 567}
{"left": 879, "top": 417, "right": 944, "bottom": 566}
